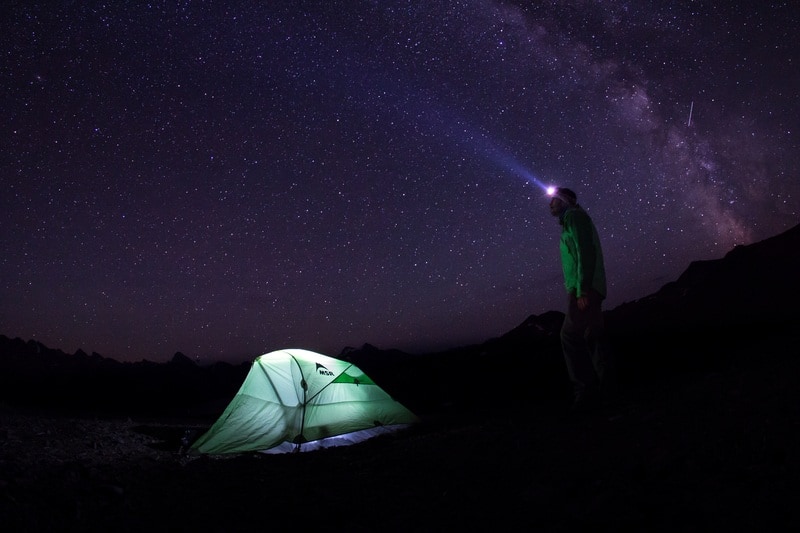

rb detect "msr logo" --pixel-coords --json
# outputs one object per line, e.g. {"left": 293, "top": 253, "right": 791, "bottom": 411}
{"left": 316, "top": 363, "right": 334, "bottom": 376}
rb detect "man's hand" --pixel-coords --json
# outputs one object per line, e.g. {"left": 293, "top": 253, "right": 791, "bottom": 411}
{"left": 577, "top": 295, "right": 590, "bottom": 311}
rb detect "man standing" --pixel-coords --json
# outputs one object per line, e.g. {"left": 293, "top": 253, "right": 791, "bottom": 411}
{"left": 549, "top": 187, "right": 615, "bottom": 413}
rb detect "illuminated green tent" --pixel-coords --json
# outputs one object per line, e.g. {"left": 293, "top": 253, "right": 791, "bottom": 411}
{"left": 189, "top": 348, "right": 420, "bottom": 454}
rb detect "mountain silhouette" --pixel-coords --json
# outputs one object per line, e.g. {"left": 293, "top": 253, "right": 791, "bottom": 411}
{"left": 2, "top": 222, "right": 799, "bottom": 416}
{"left": 606, "top": 222, "right": 800, "bottom": 332}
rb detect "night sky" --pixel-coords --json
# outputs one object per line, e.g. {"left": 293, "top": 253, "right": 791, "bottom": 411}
{"left": 2, "top": 2, "right": 798, "bottom": 364}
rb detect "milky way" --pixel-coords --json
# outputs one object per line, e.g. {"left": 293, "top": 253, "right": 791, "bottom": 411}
{"left": 2, "top": 1, "right": 798, "bottom": 363}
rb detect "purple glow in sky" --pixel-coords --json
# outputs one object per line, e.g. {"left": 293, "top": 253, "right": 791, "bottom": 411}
{"left": 1, "top": 1, "right": 798, "bottom": 363}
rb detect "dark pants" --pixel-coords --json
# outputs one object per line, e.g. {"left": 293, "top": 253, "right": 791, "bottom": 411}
{"left": 561, "top": 291, "right": 615, "bottom": 403}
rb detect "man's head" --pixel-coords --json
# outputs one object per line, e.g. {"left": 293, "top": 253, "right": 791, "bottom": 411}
{"left": 548, "top": 187, "right": 577, "bottom": 217}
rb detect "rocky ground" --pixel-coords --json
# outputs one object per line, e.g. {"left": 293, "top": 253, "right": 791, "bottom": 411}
{"left": 2, "top": 331, "right": 800, "bottom": 532}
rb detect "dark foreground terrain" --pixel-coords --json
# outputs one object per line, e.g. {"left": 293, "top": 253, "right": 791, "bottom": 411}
{"left": 2, "top": 329, "right": 799, "bottom": 532}
{"left": 3, "top": 223, "right": 800, "bottom": 531}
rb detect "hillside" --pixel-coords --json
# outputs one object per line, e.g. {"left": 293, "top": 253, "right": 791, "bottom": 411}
{"left": 2, "top": 223, "right": 800, "bottom": 531}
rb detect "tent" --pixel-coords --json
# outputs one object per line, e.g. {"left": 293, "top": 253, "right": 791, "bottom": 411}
{"left": 189, "top": 348, "right": 420, "bottom": 454}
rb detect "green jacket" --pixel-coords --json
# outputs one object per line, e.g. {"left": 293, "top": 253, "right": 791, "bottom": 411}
{"left": 559, "top": 205, "right": 607, "bottom": 299}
